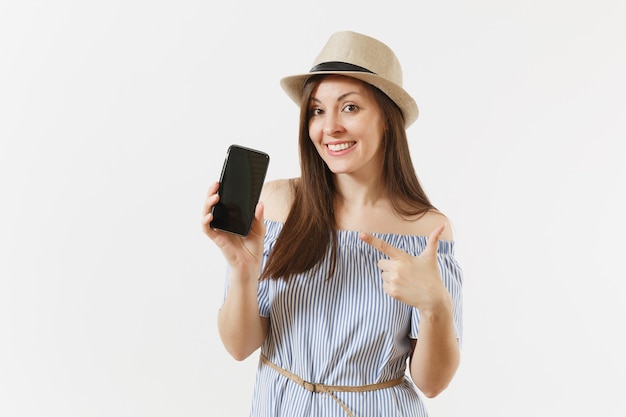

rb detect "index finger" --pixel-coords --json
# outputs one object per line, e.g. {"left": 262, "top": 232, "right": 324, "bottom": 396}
{"left": 359, "top": 232, "right": 406, "bottom": 259}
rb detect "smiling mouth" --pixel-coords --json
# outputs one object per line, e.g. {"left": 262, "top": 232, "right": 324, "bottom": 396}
{"left": 327, "top": 142, "right": 356, "bottom": 152}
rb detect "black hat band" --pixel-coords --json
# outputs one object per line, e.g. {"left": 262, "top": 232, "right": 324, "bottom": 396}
{"left": 309, "top": 61, "right": 375, "bottom": 74}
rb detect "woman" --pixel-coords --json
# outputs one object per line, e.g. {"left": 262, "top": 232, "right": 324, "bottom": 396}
{"left": 202, "top": 31, "right": 463, "bottom": 417}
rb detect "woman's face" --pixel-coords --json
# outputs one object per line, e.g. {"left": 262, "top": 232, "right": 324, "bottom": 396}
{"left": 308, "top": 75, "right": 386, "bottom": 177}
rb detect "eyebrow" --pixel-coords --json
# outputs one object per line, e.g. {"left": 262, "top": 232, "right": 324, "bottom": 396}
{"left": 310, "top": 91, "right": 362, "bottom": 104}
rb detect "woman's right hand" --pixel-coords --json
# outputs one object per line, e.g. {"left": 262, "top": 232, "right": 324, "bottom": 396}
{"left": 201, "top": 181, "right": 266, "bottom": 274}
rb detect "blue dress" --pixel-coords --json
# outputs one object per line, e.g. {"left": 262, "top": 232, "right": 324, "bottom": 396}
{"left": 225, "top": 219, "right": 463, "bottom": 417}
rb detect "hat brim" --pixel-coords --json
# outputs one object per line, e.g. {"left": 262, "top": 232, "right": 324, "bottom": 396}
{"left": 280, "top": 71, "right": 419, "bottom": 128}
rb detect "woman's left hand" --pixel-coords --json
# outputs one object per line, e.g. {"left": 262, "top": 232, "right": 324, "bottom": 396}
{"left": 359, "top": 224, "right": 450, "bottom": 311}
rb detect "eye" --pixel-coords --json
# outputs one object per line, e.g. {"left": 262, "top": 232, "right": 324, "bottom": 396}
{"left": 309, "top": 107, "right": 324, "bottom": 117}
{"left": 343, "top": 104, "right": 359, "bottom": 113}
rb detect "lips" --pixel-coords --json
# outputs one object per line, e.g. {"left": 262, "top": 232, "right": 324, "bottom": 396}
{"left": 327, "top": 141, "right": 356, "bottom": 152}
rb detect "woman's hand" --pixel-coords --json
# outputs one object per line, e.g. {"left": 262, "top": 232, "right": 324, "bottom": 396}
{"left": 201, "top": 181, "right": 266, "bottom": 274}
{"left": 359, "top": 224, "right": 450, "bottom": 312}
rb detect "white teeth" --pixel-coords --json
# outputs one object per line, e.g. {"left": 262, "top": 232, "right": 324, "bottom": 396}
{"left": 327, "top": 142, "right": 355, "bottom": 152}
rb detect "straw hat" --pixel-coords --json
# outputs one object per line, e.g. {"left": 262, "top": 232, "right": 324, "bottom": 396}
{"left": 280, "top": 31, "right": 419, "bottom": 128}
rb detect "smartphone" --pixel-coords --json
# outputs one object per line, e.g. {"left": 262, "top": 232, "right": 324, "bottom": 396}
{"left": 210, "top": 145, "right": 270, "bottom": 236}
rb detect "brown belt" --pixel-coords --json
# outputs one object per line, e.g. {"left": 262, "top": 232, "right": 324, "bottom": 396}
{"left": 260, "top": 353, "right": 404, "bottom": 417}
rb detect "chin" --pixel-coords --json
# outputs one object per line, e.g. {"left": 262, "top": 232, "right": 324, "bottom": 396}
{"left": 328, "top": 167, "right": 354, "bottom": 175}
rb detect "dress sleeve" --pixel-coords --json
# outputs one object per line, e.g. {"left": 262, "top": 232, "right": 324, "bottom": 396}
{"left": 410, "top": 242, "right": 464, "bottom": 346}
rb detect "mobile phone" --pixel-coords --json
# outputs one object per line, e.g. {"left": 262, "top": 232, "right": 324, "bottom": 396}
{"left": 210, "top": 145, "right": 270, "bottom": 236}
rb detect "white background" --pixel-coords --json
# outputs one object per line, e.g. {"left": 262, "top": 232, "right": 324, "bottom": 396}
{"left": 1, "top": 1, "right": 625, "bottom": 416}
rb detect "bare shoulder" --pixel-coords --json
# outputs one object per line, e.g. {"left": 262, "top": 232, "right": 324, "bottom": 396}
{"left": 259, "top": 178, "right": 296, "bottom": 223}
{"left": 410, "top": 210, "right": 455, "bottom": 241}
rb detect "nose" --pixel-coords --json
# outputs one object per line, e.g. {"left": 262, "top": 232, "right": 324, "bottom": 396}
{"left": 323, "top": 114, "right": 343, "bottom": 136}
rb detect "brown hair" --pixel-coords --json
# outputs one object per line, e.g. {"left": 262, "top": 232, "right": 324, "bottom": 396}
{"left": 260, "top": 75, "right": 435, "bottom": 281}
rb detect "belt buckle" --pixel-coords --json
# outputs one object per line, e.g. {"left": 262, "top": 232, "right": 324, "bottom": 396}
{"left": 302, "top": 381, "right": 319, "bottom": 392}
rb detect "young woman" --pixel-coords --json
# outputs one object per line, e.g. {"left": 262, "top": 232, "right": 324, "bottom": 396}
{"left": 202, "top": 31, "right": 463, "bottom": 417}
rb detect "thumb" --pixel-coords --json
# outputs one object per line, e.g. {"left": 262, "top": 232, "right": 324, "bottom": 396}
{"left": 422, "top": 223, "right": 446, "bottom": 258}
{"left": 249, "top": 201, "right": 266, "bottom": 237}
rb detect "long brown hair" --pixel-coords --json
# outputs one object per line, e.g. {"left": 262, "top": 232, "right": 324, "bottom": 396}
{"left": 260, "top": 75, "right": 435, "bottom": 281}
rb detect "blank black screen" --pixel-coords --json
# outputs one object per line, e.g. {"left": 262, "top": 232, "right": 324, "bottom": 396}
{"left": 210, "top": 145, "right": 269, "bottom": 236}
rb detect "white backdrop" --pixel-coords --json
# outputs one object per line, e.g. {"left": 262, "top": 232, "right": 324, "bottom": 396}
{"left": 1, "top": 1, "right": 625, "bottom": 416}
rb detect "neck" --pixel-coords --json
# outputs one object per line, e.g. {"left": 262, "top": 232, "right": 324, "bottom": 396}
{"left": 333, "top": 173, "right": 387, "bottom": 208}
